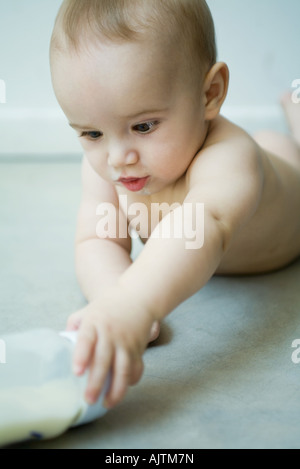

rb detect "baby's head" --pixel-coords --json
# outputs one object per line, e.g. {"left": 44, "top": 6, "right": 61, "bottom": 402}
{"left": 51, "top": 0, "right": 217, "bottom": 88}
{"left": 50, "top": 0, "right": 228, "bottom": 194}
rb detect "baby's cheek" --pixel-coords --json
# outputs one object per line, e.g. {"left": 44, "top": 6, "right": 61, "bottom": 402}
{"left": 156, "top": 157, "right": 189, "bottom": 180}
{"left": 85, "top": 153, "right": 106, "bottom": 177}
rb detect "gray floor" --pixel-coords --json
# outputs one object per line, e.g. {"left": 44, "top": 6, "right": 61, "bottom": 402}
{"left": 1, "top": 158, "right": 300, "bottom": 449}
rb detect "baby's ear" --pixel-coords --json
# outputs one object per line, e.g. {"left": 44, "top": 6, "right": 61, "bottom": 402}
{"left": 203, "top": 62, "right": 229, "bottom": 121}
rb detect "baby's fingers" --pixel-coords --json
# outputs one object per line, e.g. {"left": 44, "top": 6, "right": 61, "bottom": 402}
{"left": 66, "top": 309, "right": 84, "bottom": 331}
{"left": 73, "top": 324, "right": 97, "bottom": 376}
{"left": 104, "top": 350, "right": 144, "bottom": 409}
{"left": 85, "top": 334, "right": 113, "bottom": 405}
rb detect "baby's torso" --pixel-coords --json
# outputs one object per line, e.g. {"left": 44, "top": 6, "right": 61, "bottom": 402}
{"left": 218, "top": 147, "right": 300, "bottom": 273}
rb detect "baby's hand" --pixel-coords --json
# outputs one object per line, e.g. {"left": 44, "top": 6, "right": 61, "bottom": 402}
{"left": 67, "top": 286, "right": 155, "bottom": 409}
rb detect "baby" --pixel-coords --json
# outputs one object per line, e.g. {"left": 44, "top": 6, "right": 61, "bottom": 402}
{"left": 50, "top": 0, "right": 300, "bottom": 409}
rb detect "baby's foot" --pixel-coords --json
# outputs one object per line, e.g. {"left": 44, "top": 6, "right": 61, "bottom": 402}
{"left": 281, "top": 92, "right": 300, "bottom": 146}
{"left": 149, "top": 321, "right": 160, "bottom": 343}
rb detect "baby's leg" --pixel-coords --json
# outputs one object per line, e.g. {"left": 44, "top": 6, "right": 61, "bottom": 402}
{"left": 253, "top": 94, "right": 300, "bottom": 170}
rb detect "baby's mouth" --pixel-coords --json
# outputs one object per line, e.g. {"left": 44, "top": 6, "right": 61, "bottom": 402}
{"left": 117, "top": 176, "right": 149, "bottom": 192}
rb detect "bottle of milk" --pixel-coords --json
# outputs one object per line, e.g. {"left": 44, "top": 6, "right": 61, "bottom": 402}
{"left": 0, "top": 328, "right": 108, "bottom": 447}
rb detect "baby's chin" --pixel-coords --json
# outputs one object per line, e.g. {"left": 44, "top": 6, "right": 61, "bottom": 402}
{"left": 137, "top": 187, "right": 152, "bottom": 196}
{"left": 138, "top": 178, "right": 176, "bottom": 196}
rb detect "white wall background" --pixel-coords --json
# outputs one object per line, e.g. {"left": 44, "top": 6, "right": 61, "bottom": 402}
{"left": 0, "top": 0, "right": 299, "bottom": 155}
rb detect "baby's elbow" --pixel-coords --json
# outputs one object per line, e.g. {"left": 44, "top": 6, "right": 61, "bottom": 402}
{"left": 205, "top": 210, "right": 233, "bottom": 256}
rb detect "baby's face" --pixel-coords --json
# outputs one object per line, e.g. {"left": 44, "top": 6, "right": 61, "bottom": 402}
{"left": 52, "top": 37, "right": 208, "bottom": 195}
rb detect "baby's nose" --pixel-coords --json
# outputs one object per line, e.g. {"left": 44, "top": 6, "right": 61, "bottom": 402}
{"left": 107, "top": 146, "right": 139, "bottom": 168}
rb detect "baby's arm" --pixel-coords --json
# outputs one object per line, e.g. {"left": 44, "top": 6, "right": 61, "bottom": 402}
{"left": 76, "top": 156, "right": 132, "bottom": 296}
{"left": 67, "top": 156, "right": 132, "bottom": 328}
{"left": 74, "top": 139, "right": 264, "bottom": 408}
{"left": 121, "top": 143, "right": 263, "bottom": 316}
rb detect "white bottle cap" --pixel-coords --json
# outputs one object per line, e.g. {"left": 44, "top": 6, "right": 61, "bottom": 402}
{"left": 59, "top": 330, "right": 78, "bottom": 344}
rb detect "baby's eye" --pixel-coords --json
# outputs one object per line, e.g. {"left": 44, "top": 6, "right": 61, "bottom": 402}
{"left": 80, "top": 131, "right": 103, "bottom": 140}
{"left": 133, "top": 121, "right": 158, "bottom": 134}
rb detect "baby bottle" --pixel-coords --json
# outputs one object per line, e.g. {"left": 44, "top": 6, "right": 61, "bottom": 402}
{"left": 0, "top": 328, "right": 108, "bottom": 447}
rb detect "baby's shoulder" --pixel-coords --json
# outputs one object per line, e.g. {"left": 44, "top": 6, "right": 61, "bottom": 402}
{"left": 200, "top": 115, "right": 258, "bottom": 159}
{"left": 187, "top": 116, "right": 261, "bottom": 184}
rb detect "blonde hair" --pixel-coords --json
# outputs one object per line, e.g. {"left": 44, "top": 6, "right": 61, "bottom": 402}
{"left": 51, "top": 0, "right": 217, "bottom": 79}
